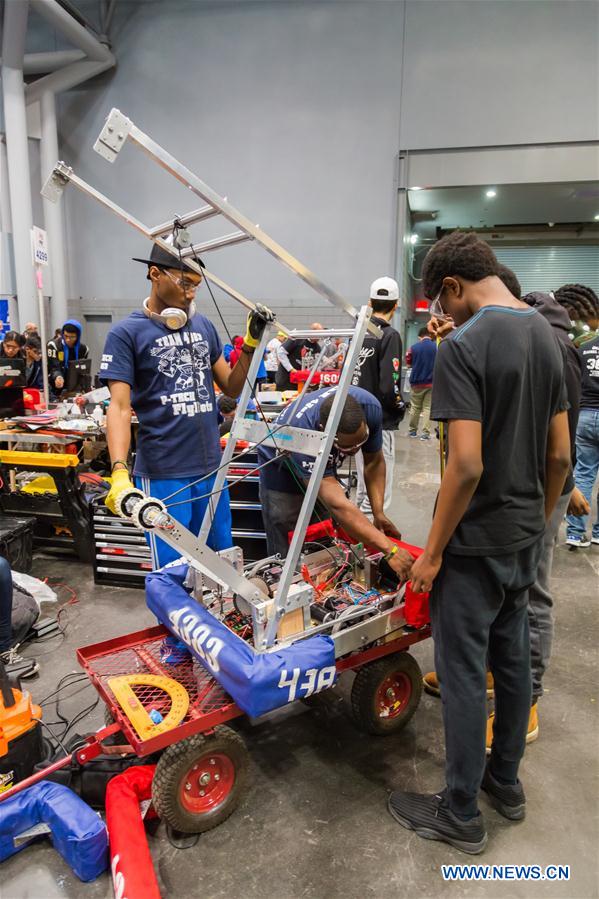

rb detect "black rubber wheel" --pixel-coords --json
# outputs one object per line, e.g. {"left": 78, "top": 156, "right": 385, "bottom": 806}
{"left": 350, "top": 652, "right": 422, "bottom": 735}
{"left": 102, "top": 705, "right": 129, "bottom": 745}
{"left": 152, "top": 725, "right": 250, "bottom": 834}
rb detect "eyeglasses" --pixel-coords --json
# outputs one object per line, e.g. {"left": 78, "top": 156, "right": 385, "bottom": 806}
{"left": 429, "top": 287, "right": 454, "bottom": 322}
{"left": 334, "top": 425, "right": 370, "bottom": 455}
{"left": 163, "top": 269, "right": 201, "bottom": 293}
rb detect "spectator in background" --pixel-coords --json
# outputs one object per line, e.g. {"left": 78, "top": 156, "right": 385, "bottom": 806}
{"left": 47, "top": 319, "right": 89, "bottom": 394}
{"left": 22, "top": 322, "right": 39, "bottom": 339}
{"left": 0, "top": 331, "right": 25, "bottom": 358}
{"left": 24, "top": 335, "right": 44, "bottom": 389}
{"left": 265, "top": 331, "right": 286, "bottom": 383}
{"left": 554, "top": 284, "right": 599, "bottom": 548}
{"left": 352, "top": 277, "right": 404, "bottom": 515}
{"left": 275, "top": 323, "right": 324, "bottom": 390}
{"left": 228, "top": 335, "right": 244, "bottom": 368}
{"left": 223, "top": 335, "right": 240, "bottom": 365}
{"left": 406, "top": 327, "right": 437, "bottom": 439}
{"left": 217, "top": 394, "right": 238, "bottom": 436}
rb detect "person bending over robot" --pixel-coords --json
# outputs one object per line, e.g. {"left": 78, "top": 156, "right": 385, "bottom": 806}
{"left": 101, "top": 243, "right": 273, "bottom": 569}
{"left": 257, "top": 385, "right": 413, "bottom": 581}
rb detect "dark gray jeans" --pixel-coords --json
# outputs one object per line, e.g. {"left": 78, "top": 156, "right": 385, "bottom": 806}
{"left": 259, "top": 485, "right": 325, "bottom": 558}
{"left": 528, "top": 491, "right": 570, "bottom": 700}
{"left": 431, "top": 539, "right": 543, "bottom": 817}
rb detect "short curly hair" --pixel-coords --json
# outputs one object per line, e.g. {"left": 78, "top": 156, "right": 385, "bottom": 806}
{"left": 497, "top": 264, "right": 522, "bottom": 300}
{"left": 553, "top": 283, "right": 599, "bottom": 322}
{"left": 421, "top": 231, "right": 499, "bottom": 300}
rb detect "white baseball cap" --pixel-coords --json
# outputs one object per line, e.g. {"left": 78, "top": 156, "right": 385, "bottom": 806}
{"left": 370, "top": 276, "right": 399, "bottom": 303}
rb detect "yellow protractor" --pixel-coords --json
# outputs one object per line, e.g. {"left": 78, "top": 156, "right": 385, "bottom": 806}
{"left": 107, "top": 674, "right": 189, "bottom": 740}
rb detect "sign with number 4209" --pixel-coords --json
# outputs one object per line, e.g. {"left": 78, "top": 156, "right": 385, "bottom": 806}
{"left": 31, "top": 227, "right": 49, "bottom": 266}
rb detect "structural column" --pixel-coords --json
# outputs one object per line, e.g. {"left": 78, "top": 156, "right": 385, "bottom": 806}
{"left": 1, "top": 0, "right": 37, "bottom": 330}
{"left": 40, "top": 91, "right": 69, "bottom": 329}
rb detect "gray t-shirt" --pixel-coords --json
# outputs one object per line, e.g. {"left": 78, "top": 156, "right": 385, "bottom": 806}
{"left": 431, "top": 306, "right": 568, "bottom": 556}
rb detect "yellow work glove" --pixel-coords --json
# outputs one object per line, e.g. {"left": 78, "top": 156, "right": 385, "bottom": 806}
{"left": 243, "top": 303, "right": 276, "bottom": 349}
{"left": 105, "top": 468, "right": 134, "bottom": 516}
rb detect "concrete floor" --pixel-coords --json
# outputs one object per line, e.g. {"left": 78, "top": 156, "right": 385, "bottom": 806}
{"left": 2, "top": 427, "right": 598, "bottom": 899}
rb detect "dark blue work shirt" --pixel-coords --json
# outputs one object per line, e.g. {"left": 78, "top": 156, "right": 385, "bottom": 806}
{"left": 258, "top": 385, "right": 383, "bottom": 494}
{"left": 100, "top": 310, "right": 222, "bottom": 479}
{"left": 408, "top": 337, "right": 437, "bottom": 387}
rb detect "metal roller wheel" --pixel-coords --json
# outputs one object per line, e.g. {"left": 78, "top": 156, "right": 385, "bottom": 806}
{"left": 131, "top": 496, "right": 167, "bottom": 530}
{"left": 152, "top": 726, "right": 250, "bottom": 833}
{"left": 350, "top": 652, "right": 423, "bottom": 735}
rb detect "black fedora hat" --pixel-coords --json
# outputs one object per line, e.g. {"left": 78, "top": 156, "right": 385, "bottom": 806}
{"left": 132, "top": 243, "right": 205, "bottom": 270}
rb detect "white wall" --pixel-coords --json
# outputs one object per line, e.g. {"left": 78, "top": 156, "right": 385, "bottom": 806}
{"left": 47, "top": 0, "right": 598, "bottom": 338}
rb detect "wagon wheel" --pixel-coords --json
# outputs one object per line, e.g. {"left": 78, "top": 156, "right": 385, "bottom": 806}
{"left": 103, "top": 704, "right": 129, "bottom": 745}
{"left": 350, "top": 652, "right": 422, "bottom": 736}
{"left": 152, "top": 726, "right": 250, "bottom": 834}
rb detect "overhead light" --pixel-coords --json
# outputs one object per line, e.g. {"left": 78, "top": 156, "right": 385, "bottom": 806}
{"left": 594, "top": 214, "right": 599, "bottom": 220}
{"left": 409, "top": 234, "right": 419, "bottom": 244}
{"left": 485, "top": 189, "right": 497, "bottom": 198}
{"left": 410, "top": 186, "right": 423, "bottom": 191}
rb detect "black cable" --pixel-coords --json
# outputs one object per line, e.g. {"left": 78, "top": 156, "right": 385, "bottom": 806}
{"left": 303, "top": 541, "right": 340, "bottom": 565}
{"left": 165, "top": 452, "right": 283, "bottom": 508}
{"left": 39, "top": 673, "right": 88, "bottom": 706}
{"left": 61, "top": 694, "right": 100, "bottom": 742}
{"left": 39, "top": 719, "right": 69, "bottom": 758}
{"left": 160, "top": 420, "right": 290, "bottom": 503}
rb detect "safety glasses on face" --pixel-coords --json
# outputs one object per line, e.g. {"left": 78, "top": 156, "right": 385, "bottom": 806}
{"left": 163, "top": 269, "right": 201, "bottom": 293}
{"left": 428, "top": 287, "right": 453, "bottom": 322}
{"left": 334, "top": 425, "right": 369, "bottom": 455}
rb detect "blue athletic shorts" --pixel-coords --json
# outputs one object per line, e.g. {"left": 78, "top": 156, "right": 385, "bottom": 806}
{"left": 135, "top": 473, "right": 232, "bottom": 570}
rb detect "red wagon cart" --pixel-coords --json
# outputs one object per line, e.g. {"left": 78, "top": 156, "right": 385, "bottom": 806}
{"left": 0, "top": 620, "right": 430, "bottom": 835}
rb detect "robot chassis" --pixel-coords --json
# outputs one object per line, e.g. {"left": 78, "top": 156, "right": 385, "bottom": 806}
{"left": 42, "top": 108, "right": 411, "bottom": 660}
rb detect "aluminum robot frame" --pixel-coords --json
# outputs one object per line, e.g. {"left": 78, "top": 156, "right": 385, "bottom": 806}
{"left": 41, "top": 107, "right": 410, "bottom": 658}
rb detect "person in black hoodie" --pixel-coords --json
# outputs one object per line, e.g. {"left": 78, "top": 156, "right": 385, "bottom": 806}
{"left": 47, "top": 319, "right": 89, "bottom": 394}
{"left": 352, "top": 277, "right": 404, "bottom": 515}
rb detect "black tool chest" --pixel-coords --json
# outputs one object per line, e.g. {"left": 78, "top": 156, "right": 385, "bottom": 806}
{"left": 92, "top": 447, "right": 268, "bottom": 587}
{"left": 91, "top": 498, "right": 152, "bottom": 587}
{"left": 227, "top": 448, "right": 268, "bottom": 562}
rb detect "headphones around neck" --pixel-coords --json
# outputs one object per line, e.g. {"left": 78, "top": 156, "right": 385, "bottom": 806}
{"left": 143, "top": 297, "right": 196, "bottom": 330}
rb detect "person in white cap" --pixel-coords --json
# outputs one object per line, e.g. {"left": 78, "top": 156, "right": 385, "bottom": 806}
{"left": 351, "top": 277, "right": 405, "bottom": 515}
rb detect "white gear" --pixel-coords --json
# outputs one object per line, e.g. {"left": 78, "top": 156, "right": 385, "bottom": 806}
{"left": 114, "top": 486, "right": 145, "bottom": 518}
{"left": 131, "top": 496, "right": 168, "bottom": 530}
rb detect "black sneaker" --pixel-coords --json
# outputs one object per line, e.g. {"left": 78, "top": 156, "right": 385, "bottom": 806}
{"left": 388, "top": 790, "right": 487, "bottom": 854}
{"left": 481, "top": 764, "right": 526, "bottom": 821}
{"left": 0, "top": 648, "right": 39, "bottom": 680}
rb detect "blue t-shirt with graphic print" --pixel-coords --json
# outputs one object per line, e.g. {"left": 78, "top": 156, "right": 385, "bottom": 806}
{"left": 257, "top": 385, "right": 383, "bottom": 494}
{"left": 100, "top": 310, "right": 222, "bottom": 479}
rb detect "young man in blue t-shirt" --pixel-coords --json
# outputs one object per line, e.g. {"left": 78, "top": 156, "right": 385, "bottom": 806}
{"left": 101, "top": 243, "right": 271, "bottom": 568}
